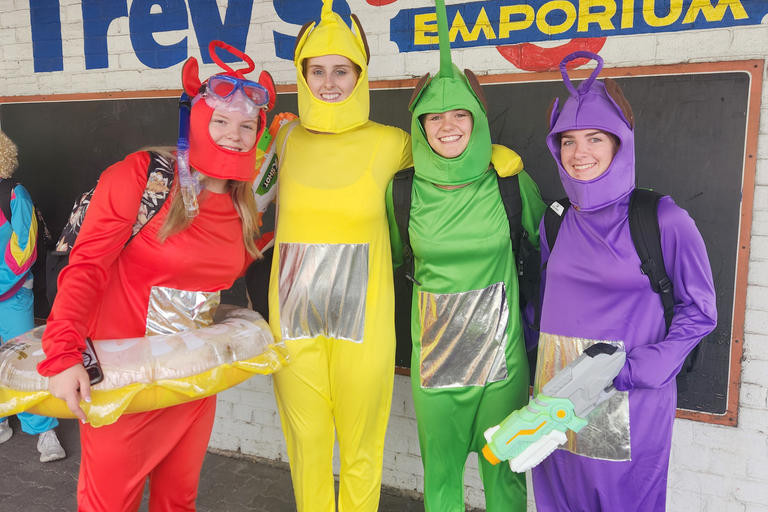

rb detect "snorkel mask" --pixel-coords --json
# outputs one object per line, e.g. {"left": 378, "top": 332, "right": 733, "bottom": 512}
{"left": 177, "top": 41, "right": 276, "bottom": 217}
{"left": 408, "top": 0, "right": 492, "bottom": 186}
{"left": 546, "top": 51, "right": 635, "bottom": 211}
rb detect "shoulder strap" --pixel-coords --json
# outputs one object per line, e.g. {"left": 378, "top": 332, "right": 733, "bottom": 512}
{"left": 543, "top": 197, "right": 570, "bottom": 253}
{"left": 629, "top": 188, "right": 674, "bottom": 332}
{"left": 392, "top": 168, "right": 418, "bottom": 284}
{"left": 0, "top": 178, "right": 18, "bottom": 223}
{"left": 126, "top": 151, "right": 175, "bottom": 244}
{"left": 496, "top": 174, "right": 522, "bottom": 254}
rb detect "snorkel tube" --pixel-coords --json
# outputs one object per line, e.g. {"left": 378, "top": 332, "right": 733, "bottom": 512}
{"left": 176, "top": 93, "right": 201, "bottom": 218}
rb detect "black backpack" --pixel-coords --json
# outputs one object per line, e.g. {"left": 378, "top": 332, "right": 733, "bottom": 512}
{"left": 391, "top": 168, "right": 542, "bottom": 367}
{"left": 45, "top": 151, "right": 175, "bottom": 306}
{"left": 543, "top": 188, "right": 699, "bottom": 382}
{"left": 1, "top": 177, "right": 55, "bottom": 318}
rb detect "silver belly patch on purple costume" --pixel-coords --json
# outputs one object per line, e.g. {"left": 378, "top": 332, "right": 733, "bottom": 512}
{"left": 278, "top": 243, "right": 368, "bottom": 343}
{"left": 418, "top": 281, "right": 508, "bottom": 389}
{"left": 145, "top": 287, "right": 220, "bottom": 336}
{"left": 534, "top": 333, "right": 631, "bottom": 461}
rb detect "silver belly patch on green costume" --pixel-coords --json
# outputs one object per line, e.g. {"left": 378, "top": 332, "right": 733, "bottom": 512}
{"left": 418, "top": 281, "right": 508, "bottom": 389}
{"left": 534, "top": 333, "right": 631, "bottom": 461}
{"left": 145, "top": 287, "right": 220, "bottom": 336}
{"left": 278, "top": 242, "right": 368, "bottom": 342}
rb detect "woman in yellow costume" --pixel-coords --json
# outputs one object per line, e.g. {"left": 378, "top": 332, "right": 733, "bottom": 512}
{"left": 268, "top": 2, "right": 412, "bottom": 511}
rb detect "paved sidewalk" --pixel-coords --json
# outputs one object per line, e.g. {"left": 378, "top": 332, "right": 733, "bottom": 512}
{"left": 0, "top": 415, "right": 428, "bottom": 511}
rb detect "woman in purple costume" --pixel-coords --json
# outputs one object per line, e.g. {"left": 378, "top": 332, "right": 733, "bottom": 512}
{"left": 531, "top": 52, "right": 717, "bottom": 511}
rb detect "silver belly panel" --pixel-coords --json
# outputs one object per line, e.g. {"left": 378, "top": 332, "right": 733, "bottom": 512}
{"left": 534, "top": 332, "right": 631, "bottom": 461}
{"left": 418, "top": 281, "right": 508, "bottom": 389}
{"left": 278, "top": 242, "right": 368, "bottom": 343}
{"left": 145, "top": 287, "right": 220, "bottom": 336}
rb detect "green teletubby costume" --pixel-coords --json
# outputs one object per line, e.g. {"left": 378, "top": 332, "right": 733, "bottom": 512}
{"left": 385, "top": 1, "right": 546, "bottom": 510}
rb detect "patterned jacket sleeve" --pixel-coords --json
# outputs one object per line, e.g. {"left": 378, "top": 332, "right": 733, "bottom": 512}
{"left": 38, "top": 152, "right": 151, "bottom": 376}
{"left": 0, "top": 183, "right": 37, "bottom": 298}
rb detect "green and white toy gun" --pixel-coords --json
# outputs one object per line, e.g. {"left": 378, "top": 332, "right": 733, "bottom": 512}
{"left": 481, "top": 343, "right": 626, "bottom": 472}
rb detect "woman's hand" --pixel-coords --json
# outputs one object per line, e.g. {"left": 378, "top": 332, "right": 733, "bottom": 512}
{"left": 48, "top": 364, "right": 91, "bottom": 423}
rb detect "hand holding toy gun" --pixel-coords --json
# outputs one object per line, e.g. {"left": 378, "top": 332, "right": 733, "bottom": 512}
{"left": 481, "top": 343, "right": 626, "bottom": 472}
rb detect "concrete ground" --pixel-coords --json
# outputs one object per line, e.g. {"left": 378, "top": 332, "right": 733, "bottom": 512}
{"left": 0, "top": 415, "right": 430, "bottom": 511}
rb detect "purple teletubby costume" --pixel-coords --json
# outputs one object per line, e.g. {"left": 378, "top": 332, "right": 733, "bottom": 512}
{"left": 531, "top": 52, "right": 717, "bottom": 511}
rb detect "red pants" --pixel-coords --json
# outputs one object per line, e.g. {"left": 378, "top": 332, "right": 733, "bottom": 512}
{"left": 77, "top": 396, "right": 216, "bottom": 512}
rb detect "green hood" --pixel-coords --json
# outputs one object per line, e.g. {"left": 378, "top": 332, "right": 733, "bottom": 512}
{"left": 409, "top": 0, "right": 492, "bottom": 186}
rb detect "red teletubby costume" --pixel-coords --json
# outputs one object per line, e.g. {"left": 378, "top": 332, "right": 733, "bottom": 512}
{"left": 39, "top": 42, "right": 275, "bottom": 511}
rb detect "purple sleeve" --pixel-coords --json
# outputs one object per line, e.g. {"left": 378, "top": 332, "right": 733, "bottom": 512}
{"left": 613, "top": 196, "right": 717, "bottom": 390}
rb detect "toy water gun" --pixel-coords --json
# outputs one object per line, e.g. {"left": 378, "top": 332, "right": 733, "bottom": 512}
{"left": 253, "top": 112, "right": 297, "bottom": 213}
{"left": 252, "top": 112, "right": 297, "bottom": 251}
{"left": 481, "top": 343, "right": 626, "bottom": 472}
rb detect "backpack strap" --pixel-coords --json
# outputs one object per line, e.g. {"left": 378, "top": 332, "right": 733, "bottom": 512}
{"left": 628, "top": 188, "right": 674, "bottom": 333}
{"left": 392, "top": 168, "right": 419, "bottom": 285}
{"left": 0, "top": 178, "right": 18, "bottom": 223}
{"left": 543, "top": 197, "right": 570, "bottom": 254}
{"left": 128, "top": 151, "right": 175, "bottom": 242}
{"left": 496, "top": 174, "right": 523, "bottom": 254}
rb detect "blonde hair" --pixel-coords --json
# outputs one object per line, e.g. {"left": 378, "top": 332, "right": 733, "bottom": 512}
{"left": 143, "top": 146, "right": 262, "bottom": 259}
{"left": 0, "top": 130, "right": 19, "bottom": 179}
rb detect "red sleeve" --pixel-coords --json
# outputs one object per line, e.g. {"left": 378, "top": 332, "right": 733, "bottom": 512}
{"left": 38, "top": 152, "right": 152, "bottom": 376}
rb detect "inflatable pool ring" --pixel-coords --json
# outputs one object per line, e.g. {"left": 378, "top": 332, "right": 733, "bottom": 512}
{"left": 0, "top": 306, "right": 287, "bottom": 427}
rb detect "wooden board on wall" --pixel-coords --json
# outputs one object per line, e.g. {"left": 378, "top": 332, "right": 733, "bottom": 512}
{"left": 0, "top": 60, "right": 760, "bottom": 425}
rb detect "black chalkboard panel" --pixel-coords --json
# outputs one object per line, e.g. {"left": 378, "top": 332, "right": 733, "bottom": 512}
{"left": 0, "top": 69, "right": 748, "bottom": 417}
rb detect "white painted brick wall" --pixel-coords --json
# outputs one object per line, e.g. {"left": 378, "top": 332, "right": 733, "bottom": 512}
{"left": 2, "top": 1, "right": 767, "bottom": 509}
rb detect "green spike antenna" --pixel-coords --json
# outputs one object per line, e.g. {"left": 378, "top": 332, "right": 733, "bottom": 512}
{"left": 436, "top": 0, "right": 452, "bottom": 78}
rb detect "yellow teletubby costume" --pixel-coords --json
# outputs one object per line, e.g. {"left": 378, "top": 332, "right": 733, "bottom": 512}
{"left": 267, "top": 2, "right": 412, "bottom": 511}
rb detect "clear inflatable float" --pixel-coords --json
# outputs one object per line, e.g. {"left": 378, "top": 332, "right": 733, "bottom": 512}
{"left": 0, "top": 306, "right": 286, "bottom": 427}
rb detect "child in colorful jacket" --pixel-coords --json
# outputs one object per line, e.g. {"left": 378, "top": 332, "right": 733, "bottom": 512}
{"left": 0, "top": 129, "right": 65, "bottom": 462}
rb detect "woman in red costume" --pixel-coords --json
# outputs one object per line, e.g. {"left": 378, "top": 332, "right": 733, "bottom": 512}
{"left": 37, "top": 42, "right": 275, "bottom": 511}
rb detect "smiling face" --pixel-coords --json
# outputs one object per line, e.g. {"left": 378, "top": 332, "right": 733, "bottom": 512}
{"left": 559, "top": 128, "right": 619, "bottom": 181}
{"left": 422, "top": 109, "right": 474, "bottom": 159}
{"left": 304, "top": 54, "right": 359, "bottom": 103}
{"left": 208, "top": 108, "right": 260, "bottom": 153}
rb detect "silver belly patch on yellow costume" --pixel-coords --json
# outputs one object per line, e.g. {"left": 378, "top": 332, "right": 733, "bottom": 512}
{"left": 535, "top": 333, "right": 631, "bottom": 461}
{"left": 418, "top": 281, "right": 508, "bottom": 389}
{"left": 145, "top": 287, "right": 220, "bottom": 336}
{"left": 278, "top": 242, "right": 368, "bottom": 343}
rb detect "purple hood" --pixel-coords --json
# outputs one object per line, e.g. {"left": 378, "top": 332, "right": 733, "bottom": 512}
{"left": 547, "top": 52, "right": 635, "bottom": 211}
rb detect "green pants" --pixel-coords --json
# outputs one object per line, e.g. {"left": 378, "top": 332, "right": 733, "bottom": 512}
{"left": 411, "top": 371, "right": 529, "bottom": 512}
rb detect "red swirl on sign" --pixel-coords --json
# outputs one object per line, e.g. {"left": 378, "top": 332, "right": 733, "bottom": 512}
{"left": 496, "top": 37, "right": 606, "bottom": 71}
{"left": 366, "top": 0, "right": 398, "bottom": 5}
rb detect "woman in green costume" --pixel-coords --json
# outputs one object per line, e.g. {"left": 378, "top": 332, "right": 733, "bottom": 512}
{"left": 386, "top": 1, "right": 546, "bottom": 510}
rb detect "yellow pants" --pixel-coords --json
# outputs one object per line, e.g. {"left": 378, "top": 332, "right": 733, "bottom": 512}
{"left": 273, "top": 334, "right": 395, "bottom": 512}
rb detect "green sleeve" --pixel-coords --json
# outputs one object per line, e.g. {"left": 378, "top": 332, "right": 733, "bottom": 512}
{"left": 518, "top": 170, "right": 547, "bottom": 250}
{"left": 385, "top": 180, "right": 404, "bottom": 269}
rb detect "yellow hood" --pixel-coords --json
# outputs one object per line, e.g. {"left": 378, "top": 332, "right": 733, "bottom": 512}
{"left": 294, "top": 0, "right": 370, "bottom": 133}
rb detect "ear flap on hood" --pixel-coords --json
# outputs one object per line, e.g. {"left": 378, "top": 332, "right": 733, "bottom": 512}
{"left": 182, "top": 57, "right": 202, "bottom": 97}
{"left": 259, "top": 70, "right": 276, "bottom": 112}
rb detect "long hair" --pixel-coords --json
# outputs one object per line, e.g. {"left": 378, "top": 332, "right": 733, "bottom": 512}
{"left": 145, "top": 146, "right": 262, "bottom": 259}
{"left": 0, "top": 130, "right": 19, "bottom": 179}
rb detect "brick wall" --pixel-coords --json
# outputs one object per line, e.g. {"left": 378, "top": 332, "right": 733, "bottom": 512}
{"left": 1, "top": 2, "right": 766, "bottom": 509}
